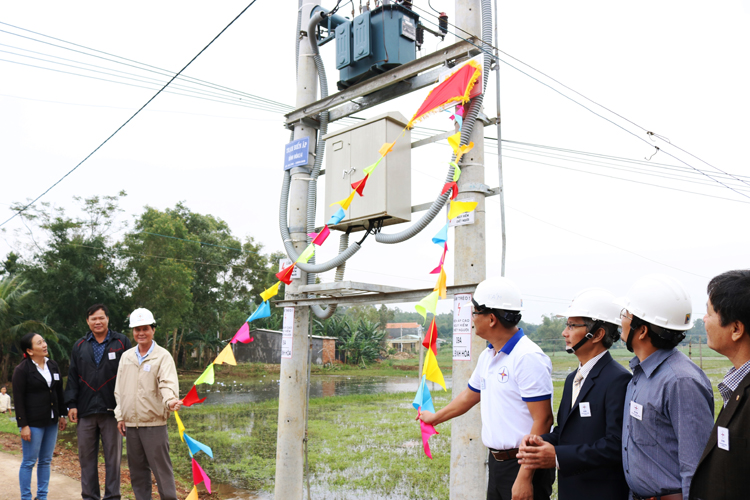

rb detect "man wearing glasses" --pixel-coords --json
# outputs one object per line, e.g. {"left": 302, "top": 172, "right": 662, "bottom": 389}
{"left": 517, "top": 288, "right": 631, "bottom": 500}
{"left": 420, "top": 277, "right": 554, "bottom": 500}
{"left": 618, "top": 274, "right": 713, "bottom": 500}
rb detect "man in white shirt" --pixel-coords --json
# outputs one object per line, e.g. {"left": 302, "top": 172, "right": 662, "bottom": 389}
{"left": 0, "top": 385, "right": 11, "bottom": 415}
{"left": 420, "top": 277, "right": 555, "bottom": 500}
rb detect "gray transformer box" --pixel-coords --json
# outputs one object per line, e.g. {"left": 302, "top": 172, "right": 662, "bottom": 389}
{"left": 323, "top": 112, "right": 411, "bottom": 232}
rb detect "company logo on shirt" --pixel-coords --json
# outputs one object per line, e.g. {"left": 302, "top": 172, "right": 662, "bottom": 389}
{"left": 498, "top": 366, "right": 509, "bottom": 383}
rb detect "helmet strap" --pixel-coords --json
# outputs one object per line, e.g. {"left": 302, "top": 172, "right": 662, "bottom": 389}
{"left": 566, "top": 320, "right": 603, "bottom": 354}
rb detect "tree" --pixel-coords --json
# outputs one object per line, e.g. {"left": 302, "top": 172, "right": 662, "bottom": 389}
{"left": 530, "top": 315, "right": 566, "bottom": 353}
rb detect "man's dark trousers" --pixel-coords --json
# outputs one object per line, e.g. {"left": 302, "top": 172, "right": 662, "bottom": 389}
{"left": 487, "top": 452, "right": 554, "bottom": 500}
{"left": 78, "top": 414, "right": 122, "bottom": 500}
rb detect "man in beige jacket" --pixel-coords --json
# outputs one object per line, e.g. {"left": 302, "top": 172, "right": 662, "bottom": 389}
{"left": 114, "top": 308, "right": 181, "bottom": 500}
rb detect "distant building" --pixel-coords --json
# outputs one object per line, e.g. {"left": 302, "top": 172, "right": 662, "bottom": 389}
{"left": 233, "top": 329, "right": 337, "bottom": 365}
{"left": 385, "top": 322, "right": 422, "bottom": 339}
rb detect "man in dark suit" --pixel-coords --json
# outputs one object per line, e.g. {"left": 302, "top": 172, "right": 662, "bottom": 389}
{"left": 690, "top": 270, "right": 750, "bottom": 500}
{"left": 517, "top": 288, "right": 632, "bottom": 500}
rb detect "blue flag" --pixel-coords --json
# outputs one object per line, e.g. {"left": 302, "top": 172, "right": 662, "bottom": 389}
{"left": 247, "top": 300, "right": 271, "bottom": 323}
{"left": 184, "top": 433, "right": 214, "bottom": 458}
{"left": 328, "top": 207, "right": 346, "bottom": 226}
{"left": 412, "top": 375, "right": 436, "bottom": 414}
{"left": 432, "top": 223, "right": 449, "bottom": 246}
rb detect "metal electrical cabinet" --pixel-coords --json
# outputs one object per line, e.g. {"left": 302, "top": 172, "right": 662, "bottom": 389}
{"left": 323, "top": 112, "right": 411, "bottom": 232}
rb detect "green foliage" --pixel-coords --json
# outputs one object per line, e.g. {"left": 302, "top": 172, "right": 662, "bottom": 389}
{"left": 528, "top": 314, "right": 566, "bottom": 352}
{"left": 314, "top": 316, "right": 385, "bottom": 365}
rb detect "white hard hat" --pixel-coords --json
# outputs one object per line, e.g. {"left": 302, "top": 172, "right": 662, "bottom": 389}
{"left": 129, "top": 308, "right": 156, "bottom": 328}
{"left": 474, "top": 276, "right": 523, "bottom": 311}
{"left": 618, "top": 274, "right": 693, "bottom": 331}
{"left": 560, "top": 288, "right": 622, "bottom": 327}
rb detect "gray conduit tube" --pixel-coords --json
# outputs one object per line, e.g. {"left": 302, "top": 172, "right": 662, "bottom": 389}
{"left": 375, "top": 0, "right": 492, "bottom": 244}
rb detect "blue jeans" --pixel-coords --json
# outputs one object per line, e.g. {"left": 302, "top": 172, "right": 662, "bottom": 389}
{"left": 19, "top": 423, "right": 58, "bottom": 500}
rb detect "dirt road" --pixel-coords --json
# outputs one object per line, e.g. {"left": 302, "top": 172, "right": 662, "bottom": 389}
{"left": 0, "top": 451, "right": 81, "bottom": 500}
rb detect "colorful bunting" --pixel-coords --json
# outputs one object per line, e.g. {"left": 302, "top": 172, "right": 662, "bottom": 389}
{"left": 430, "top": 243, "right": 448, "bottom": 275}
{"left": 407, "top": 60, "right": 482, "bottom": 128}
{"left": 454, "top": 114, "right": 463, "bottom": 131}
{"left": 213, "top": 344, "right": 236, "bottom": 366}
{"left": 421, "top": 420, "right": 439, "bottom": 459}
{"left": 362, "top": 157, "right": 382, "bottom": 175}
{"left": 296, "top": 244, "right": 315, "bottom": 264}
{"left": 194, "top": 364, "right": 215, "bottom": 386}
{"left": 182, "top": 385, "right": 207, "bottom": 407}
{"left": 447, "top": 132, "right": 462, "bottom": 153}
{"left": 328, "top": 206, "right": 346, "bottom": 225}
{"left": 185, "top": 433, "right": 214, "bottom": 459}
{"left": 330, "top": 189, "right": 356, "bottom": 210}
{"left": 423, "top": 348, "right": 446, "bottom": 391}
{"left": 448, "top": 200, "right": 478, "bottom": 220}
{"left": 415, "top": 290, "right": 439, "bottom": 321}
{"left": 192, "top": 458, "right": 212, "bottom": 494}
{"left": 432, "top": 223, "right": 449, "bottom": 246}
{"left": 175, "top": 411, "right": 186, "bottom": 442}
{"left": 260, "top": 281, "right": 281, "bottom": 301}
{"left": 451, "top": 162, "right": 461, "bottom": 182}
{"left": 186, "top": 486, "right": 199, "bottom": 500}
{"left": 422, "top": 318, "right": 438, "bottom": 355}
{"left": 351, "top": 174, "right": 370, "bottom": 196}
{"left": 309, "top": 226, "right": 331, "bottom": 246}
{"left": 441, "top": 181, "right": 458, "bottom": 200}
{"left": 378, "top": 141, "right": 395, "bottom": 156}
{"left": 455, "top": 142, "right": 475, "bottom": 163}
{"left": 412, "top": 375, "right": 436, "bottom": 414}
{"left": 435, "top": 267, "right": 447, "bottom": 300}
{"left": 276, "top": 263, "right": 295, "bottom": 285}
{"left": 245, "top": 301, "right": 270, "bottom": 325}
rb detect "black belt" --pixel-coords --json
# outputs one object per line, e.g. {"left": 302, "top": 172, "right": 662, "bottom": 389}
{"left": 632, "top": 491, "right": 682, "bottom": 500}
{"left": 490, "top": 448, "right": 519, "bottom": 461}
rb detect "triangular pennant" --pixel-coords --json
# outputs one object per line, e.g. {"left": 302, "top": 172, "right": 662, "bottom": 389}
{"left": 260, "top": 281, "right": 281, "bottom": 301}
{"left": 430, "top": 243, "right": 448, "bottom": 275}
{"left": 186, "top": 486, "right": 199, "bottom": 500}
{"left": 451, "top": 162, "right": 461, "bottom": 182}
{"left": 231, "top": 322, "right": 250, "bottom": 344}
{"left": 191, "top": 458, "right": 212, "bottom": 494}
{"left": 328, "top": 206, "right": 346, "bottom": 225}
{"left": 415, "top": 290, "right": 440, "bottom": 321}
{"left": 378, "top": 141, "right": 395, "bottom": 156}
{"left": 309, "top": 226, "right": 331, "bottom": 246}
{"left": 182, "top": 385, "right": 207, "bottom": 407}
{"left": 296, "top": 244, "right": 315, "bottom": 264}
{"left": 194, "top": 364, "right": 215, "bottom": 386}
{"left": 174, "top": 411, "right": 186, "bottom": 442}
{"left": 447, "top": 132, "right": 462, "bottom": 154}
{"left": 456, "top": 142, "right": 474, "bottom": 163}
{"left": 454, "top": 114, "right": 463, "bottom": 131}
{"left": 423, "top": 348, "right": 446, "bottom": 391}
{"left": 441, "top": 181, "right": 458, "bottom": 200}
{"left": 351, "top": 174, "right": 370, "bottom": 196}
{"left": 412, "top": 375, "right": 436, "bottom": 414}
{"left": 330, "top": 189, "right": 356, "bottom": 210}
{"left": 421, "top": 420, "right": 439, "bottom": 459}
{"left": 276, "top": 263, "right": 295, "bottom": 285}
{"left": 213, "top": 344, "right": 236, "bottom": 366}
{"left": 185, "top": 433, "right": 214, "bottom": 459}
{"left": 422, "top": 318, "right": 438, "bottom": 355}
{"left": 432, "top": 223, "right": 449, "bottom": 246}
{"left": 246, "top": 301, "right": 271, "bottom": 325}
{"left": 434, "top": 267, "right": 447, "bottom": 300}
{"left": 362, "top": 157, "right": 382, "bottom": 175}
{"left": 448, "top": 200, "right": 478, "bottom": 220}
{"left": 407, "top": 61, "right": 481, "bottom": 128}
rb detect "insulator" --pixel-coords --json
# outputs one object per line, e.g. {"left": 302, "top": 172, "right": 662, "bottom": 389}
{"left": 416, "top": 25, "right": 424, "bottom": 47}
{"left": 439, "top": 13, "right": 448, "bottom": 35}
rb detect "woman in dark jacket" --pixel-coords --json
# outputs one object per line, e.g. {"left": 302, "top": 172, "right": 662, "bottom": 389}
{"left": 12, "top": 332, "right": 67, "bottom": 500}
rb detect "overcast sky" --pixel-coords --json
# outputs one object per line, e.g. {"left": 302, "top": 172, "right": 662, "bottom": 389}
{"left": 1, "top": 1, "right": 749, "bottom": 323}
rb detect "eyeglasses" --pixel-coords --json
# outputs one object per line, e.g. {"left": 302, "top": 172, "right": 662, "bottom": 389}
{"left": 565, "top": 323, "right": 587, "bottom": 330}
{"left": 472, "top": 310, "right": 490, "bottom": 317}
{"left": 619, "top": 308, "right": 633, "bottom": 321}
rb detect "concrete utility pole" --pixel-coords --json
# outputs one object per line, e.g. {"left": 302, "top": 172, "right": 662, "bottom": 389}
{"left": 274, "top": 2, "right": 320, "bottom": 499}
{"left": 451, "top": 1, "right": 488, "bottom": 498}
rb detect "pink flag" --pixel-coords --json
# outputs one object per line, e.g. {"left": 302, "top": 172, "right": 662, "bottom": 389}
{"left": 430, "top": 243, "right": 448, "bottom": 274}
{"left": 191, "top": 458, "right": 212, "bottom": 493}
{"left": 231, "top": 322, "right": 251, "bottom": 344}
{"left": 308, "top": 226, "right": 331, "bottom": 246}
{"left": 420, "top": 420, "right": 439, "bottom": 459}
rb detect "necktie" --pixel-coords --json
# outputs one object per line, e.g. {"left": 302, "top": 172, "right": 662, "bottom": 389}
{"left": 571, "top": 369, "right": 583, "bottom": 408}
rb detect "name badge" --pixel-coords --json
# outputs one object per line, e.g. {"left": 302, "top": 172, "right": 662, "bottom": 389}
{"left": 108, "top": 352, "right": 116, "bottom": 360}
{"left": 629, "top": 401, "right": 643, "bottom": 421}
{"left": 53, "top": 373, "right": 60, "bottom": 381}
{"left": 579, "top": 402, "right": 591, "bottom": 417}
{"left": 480, "top": 377, "right": 486, "bottom": 390}
{"left": 718, "top": 426, "right": 729, "bottom": 451}
{"left": 143, "top": 364, "right": 151, "bottom": 372}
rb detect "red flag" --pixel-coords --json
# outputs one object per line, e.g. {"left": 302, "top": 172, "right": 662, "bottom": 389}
{"left": 422, "top": 318, "right": 438, "bottom": 355}
{"left": 276, "top": 263, "right": 295, "bottom": 285}
{"left": 441, "top": 181, "right": 458, "bottom": 200}
{"left": 407, "top": 61, "right": 482, "bottom": 128}
{"left": 430, "top": 243, "right": 448, "bottom": 274}
{"left": 351, "top": 174, "right": 370, "bottom": 196}
{"left": 192, "top": 458, "right": 212, "bottom": 493}
{"left": 310, "top": 226, "right": 331, "bottom": 246}
{"left": 182, "top": 385, "right": 207, "bottom": 407}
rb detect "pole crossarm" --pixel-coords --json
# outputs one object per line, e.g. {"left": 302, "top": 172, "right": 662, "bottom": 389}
{"left": 284, "top": 40, "right": 478, "bottom": 126}
{"left": 273, "top": 283, "right": 479, "bottom": 307}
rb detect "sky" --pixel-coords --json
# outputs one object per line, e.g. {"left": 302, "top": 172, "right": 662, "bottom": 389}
{"left": 1, "top": 0, "right": 749, "bottom": 323}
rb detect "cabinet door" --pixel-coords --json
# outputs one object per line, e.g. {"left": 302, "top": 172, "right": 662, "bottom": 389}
{"left": 349, "top": 121, "right": 387, "bottom": 222}
{"left": 324, "top": 131, "right": 354, "bottom": 224}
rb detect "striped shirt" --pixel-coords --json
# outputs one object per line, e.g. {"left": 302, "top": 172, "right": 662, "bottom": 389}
{"left": 718, "top": 359, "right": 750, "bottom": 407}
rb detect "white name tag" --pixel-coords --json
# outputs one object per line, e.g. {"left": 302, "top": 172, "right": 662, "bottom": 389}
{"left": 579, "top": 402, "right": 591, "bottom": 417}
{"left": 143, "top": 364, "right": 151, "bottom": 372}
{"left": 718, "top": 426, "right": 729, "bottom": 451}
{"left": 53, "top": 373, "right": 60, "bottom": 381}
{"left": 630, "top": 401, "right": 643, "bottom": 421}
{"left": 108, "top": 352, "right": 116, "bottom": 360}
{"left": 480, "top": 377, "right": 486, "bottom": 390}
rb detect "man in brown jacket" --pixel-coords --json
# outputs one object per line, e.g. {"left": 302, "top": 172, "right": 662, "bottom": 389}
{"left": 690, "top": 270, "right": 750, "bottom": 500}
{"left": 114, "top": 308, "right": 181, "bottom": 500}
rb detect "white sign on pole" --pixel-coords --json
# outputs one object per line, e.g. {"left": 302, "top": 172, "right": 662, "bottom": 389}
{"left": 278, "top": 258, "right": 302, "bottom": 279}
{"left": 453, "top": 293, "right": 472, "bottom": 360}
{"left": 449, "top": 210, "right": 474, "bottom": 227}
{"left": 281, "top": 307, "right": 294, "bottom": 359}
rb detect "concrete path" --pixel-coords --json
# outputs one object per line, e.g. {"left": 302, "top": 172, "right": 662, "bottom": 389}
{"left": 0, "top": 451, "right": 81, "bottom": 500}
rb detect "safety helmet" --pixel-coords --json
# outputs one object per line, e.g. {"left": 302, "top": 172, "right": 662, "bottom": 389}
{"left": 618, "top": 274, "right": 693, "bottom": 331}
{"left": 473, "top": 277, "right": 523, "bottom": 311}
{"left": 129, "top": 308, "right": 156, "bottom": 328}
{"left": 560, "top": 288, "right": 622, "bottom": 327}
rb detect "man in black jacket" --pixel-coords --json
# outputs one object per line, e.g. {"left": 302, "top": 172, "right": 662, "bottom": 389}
{"left": 690, "top": 270, "right": 750, "bottom": 500}
{"left": 65, "top": 304, "right": 131, "bottom": 500}
{"left": 517, "top": 288, "right": 632, "bottom": 500}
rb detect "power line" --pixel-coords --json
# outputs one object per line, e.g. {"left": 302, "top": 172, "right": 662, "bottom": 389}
{"left": 0, "top": 0, "right": 261, "bottom": 229}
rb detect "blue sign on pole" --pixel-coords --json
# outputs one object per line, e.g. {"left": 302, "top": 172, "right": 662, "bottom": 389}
{"left": 283, "top": 137, "right": 310, "bottom": 170}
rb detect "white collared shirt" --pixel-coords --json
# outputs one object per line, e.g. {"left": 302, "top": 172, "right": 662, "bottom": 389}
{"left": 576, "top": 350, "right": 608, "bottom": 389}
{"left": 34, "top": 357, "right": 52, "bottom": 387}
{"left": 136, "top": 341, "right": 156, "bottom": 365}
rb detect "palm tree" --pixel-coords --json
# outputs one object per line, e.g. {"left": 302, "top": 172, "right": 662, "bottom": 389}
{"left": 0, "top": 276, "right": 57, "bottom": 382}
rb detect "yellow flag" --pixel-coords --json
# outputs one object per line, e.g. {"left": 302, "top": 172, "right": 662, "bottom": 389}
{"left": 330, "top": 189, "right": 356, "bottom": 210}
{"left": 451, "top": 162, "right": 461, "bottom": 182}
{"left": 296, "top": 244, "right": 315, "bottom": 264}
{"left": 260, "top": 281, "right": 281, "bottom": 302}
{"left": 455, "top": 142, "right": 475, "bottom": 163}
{"left": 186, "top": 486, "right": 199, "bottom": 500}
{"left": 423, "top": 348, "right": 446, "bottom": 391}
{"left": 448, "top": 200, "right": 478, "bottom": 220}
{"left": 378, "top": 141, "right": 395, "bottom": 156}
{"left": 447, "top": 132, "right": 462, "bottom": 153}
{"left": 434, "top": 267, "right": 447, "bottom": 299}
{"left": 363, "top": 157, "right": 383, "bottom": 175}
{"left": 174, "top": 411, "right": 186, "bottom": 442}
{"left": 194, "top": 363, "right": 215, "bottom": 385}
{"left": 214, "top": 344, "right": 237, "bottom": 366}
{"left": 415, "top": 290, "right": 439, "bottom": 321}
